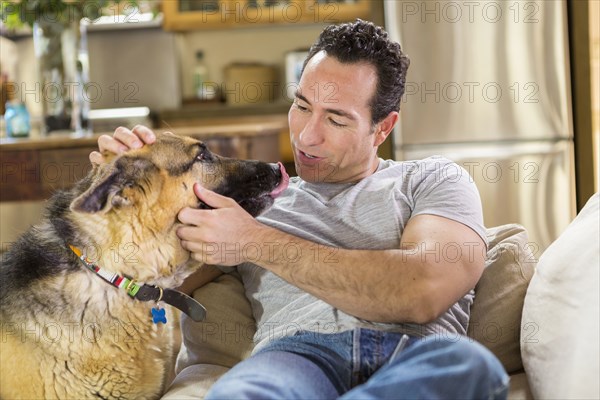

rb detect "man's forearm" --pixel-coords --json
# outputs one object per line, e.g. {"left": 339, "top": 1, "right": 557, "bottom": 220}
{"left": 248, "top": 221, "right": 483, "bottom": 325}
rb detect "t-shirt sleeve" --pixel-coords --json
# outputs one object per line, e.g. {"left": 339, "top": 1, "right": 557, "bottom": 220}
{"left": 407, "top": 156, "right": 488, "bottom": 247}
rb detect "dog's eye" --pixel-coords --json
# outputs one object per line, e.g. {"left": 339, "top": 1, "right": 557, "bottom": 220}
{"left": 194, "top": 144, "right": 213, "bottom": 163}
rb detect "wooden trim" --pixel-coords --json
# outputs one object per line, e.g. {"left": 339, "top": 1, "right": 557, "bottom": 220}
{"left": 568, "top": 0, "right": 596, "bottom": 211}
{"left": 162, "top": 0, "right": 372, "bottom": 31}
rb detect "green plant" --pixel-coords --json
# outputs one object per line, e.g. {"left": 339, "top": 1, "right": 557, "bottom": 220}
{"left": 0, "top": 0, "right": 138, "bottom": 29}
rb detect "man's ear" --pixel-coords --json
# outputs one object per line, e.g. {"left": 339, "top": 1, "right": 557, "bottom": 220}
{"left": 374, "top": 111, "right": 399, "bottom": 147}
{"left": 70, "top": 164, "right": 129, "bottom": 213}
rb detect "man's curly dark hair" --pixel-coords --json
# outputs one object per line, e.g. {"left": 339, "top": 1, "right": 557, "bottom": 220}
{"left": 302, "top": 19, "right": 410, "bottom": 125}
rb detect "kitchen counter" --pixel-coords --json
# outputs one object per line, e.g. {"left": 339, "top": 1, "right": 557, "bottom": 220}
{"left": 159, "top": 100, "right": 292, "bottom": 122}
{"left": 0, "top": 115, "right": 288, "bottom": 151}
{"left": 0, "top": 115, "right": 288, "bottom": 202}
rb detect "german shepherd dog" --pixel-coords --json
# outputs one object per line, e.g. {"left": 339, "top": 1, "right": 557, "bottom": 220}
{"left": 0, "top": 132, "right": 289, "bottom": 399}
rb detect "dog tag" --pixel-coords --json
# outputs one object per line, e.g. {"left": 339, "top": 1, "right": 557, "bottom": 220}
{"left": 151, "top": 305, "right": 167, "bottom": 324}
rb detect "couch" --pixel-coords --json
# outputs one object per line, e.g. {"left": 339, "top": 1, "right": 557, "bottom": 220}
{"left": 162, "top": 192, "right": 599, "bottom": 400}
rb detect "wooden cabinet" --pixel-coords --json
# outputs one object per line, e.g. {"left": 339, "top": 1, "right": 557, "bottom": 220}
{"left": 163, "top": 0, "right": 371, "bottom": 31}
{"left": 0, "top": 145, "right": 95, "bottom": 202}
{"left": 305, "top": 0, "right": 371, "bottom": 23}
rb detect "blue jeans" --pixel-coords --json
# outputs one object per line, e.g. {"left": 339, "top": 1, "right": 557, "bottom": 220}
{"left": 205, "top": 328, "right": 509, "bottom": 400}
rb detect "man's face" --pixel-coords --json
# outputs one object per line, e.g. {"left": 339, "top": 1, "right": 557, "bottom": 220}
{"left": 288, "top": 51, "right": 388, "bottom": 183}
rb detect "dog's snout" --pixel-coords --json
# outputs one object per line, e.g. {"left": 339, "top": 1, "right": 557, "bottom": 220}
{"left": 209, "top": 159, "right": 290, "bottom": 216}
{"left": 267, "top": 162, "right": 287, "bottom": 183}
{"left": 269, "top": 162, "right": 287, "bottom": 176}
{"left": 268, "top": 162, "right": 290, "bottom": 199}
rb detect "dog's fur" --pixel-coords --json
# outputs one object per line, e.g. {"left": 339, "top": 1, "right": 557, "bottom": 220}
{"left": 0, "top": 132, "right": 286, "bottom": 399}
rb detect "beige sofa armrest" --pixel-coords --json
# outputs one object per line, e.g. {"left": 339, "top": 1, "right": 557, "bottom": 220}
{"left": 468, "top": 224, "right": 536, "bottom": 374}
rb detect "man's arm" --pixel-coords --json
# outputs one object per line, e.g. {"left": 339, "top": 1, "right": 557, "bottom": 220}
{"left": 177, "top": 184, "right": 486, "bottom": 325}
{"left": 261, "top": 214, "right": 485, "bottom": 324}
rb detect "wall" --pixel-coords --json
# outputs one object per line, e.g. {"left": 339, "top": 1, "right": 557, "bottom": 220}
{"left": 13, "top": 27, "right": 180, "bottom": 117}
{"left": 177, "top": 23, "right": 329, "bottom": 101}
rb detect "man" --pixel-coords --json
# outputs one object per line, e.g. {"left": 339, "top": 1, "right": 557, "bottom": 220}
{"left": 92, "top": 20, "right": 508, "bottom": 399}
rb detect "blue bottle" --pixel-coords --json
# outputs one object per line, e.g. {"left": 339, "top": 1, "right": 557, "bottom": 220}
{"left": 5, "top": 99, "right": 30, "bottom": 138}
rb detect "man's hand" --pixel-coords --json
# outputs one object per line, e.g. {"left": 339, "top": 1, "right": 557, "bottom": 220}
{"left": 177, "top": 183, "right": 266, "bottom": 266}
{"left": 89, "top": 125, "right": 156, "bottom": 164}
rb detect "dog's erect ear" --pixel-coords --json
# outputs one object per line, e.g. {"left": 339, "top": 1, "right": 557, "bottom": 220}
{"left": 71, "top": 158, "right": 157, "bottom": 214}
{"left": 70, "top": 164, "right": 124, "bottom": 213}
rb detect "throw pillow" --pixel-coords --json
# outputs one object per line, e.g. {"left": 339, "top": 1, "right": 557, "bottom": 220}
{"left": 468, "top": 223, "right": 536, "bottom": 373}
{"left": 521, "top": 193, "right": 599, "bottom": 399}
{"left": 175, "top": 271, "right": 256, "bottom": 374}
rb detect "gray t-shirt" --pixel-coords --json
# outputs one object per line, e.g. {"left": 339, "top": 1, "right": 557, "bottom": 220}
{"left": 236, "top": 157, "right": 487, "bottom": 352}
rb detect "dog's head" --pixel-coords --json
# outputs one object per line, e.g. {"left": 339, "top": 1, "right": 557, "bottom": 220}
{"left": 69, "top": 132, "right": 289, "bottom": 283}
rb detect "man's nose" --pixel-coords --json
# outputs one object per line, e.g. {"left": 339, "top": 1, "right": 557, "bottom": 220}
{"left": 297, "top": 115, "right": 325, "bottom": 147}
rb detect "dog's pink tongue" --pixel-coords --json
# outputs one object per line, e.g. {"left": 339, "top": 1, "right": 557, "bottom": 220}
{"left": 269, "top": 162, "right": 290, "bottom": 199}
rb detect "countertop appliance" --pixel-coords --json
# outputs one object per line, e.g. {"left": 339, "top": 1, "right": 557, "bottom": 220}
{"left": 88, "top": 106, "right": 154, "bottom": 133}
{"left": 384, "top": 0, "right": 575, "bottom": 254}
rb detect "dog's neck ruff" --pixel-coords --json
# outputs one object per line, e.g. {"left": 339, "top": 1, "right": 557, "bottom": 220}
{"left": 69, "top": 245, "right": 206, "bottom": 322}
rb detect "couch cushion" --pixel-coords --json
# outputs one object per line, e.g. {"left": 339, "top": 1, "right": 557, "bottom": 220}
{"left": 508, "top": 372, "right": 533, "bottom": 400}
{"left": 175, "top": 272, "right": 256, "bottom": 374}
{"left": 162, "top": 364, "right": 229, "bottom": 400}
{"left": 521, "top": 193, "right": 599, "bottom": 399}
{"left": 468, "top": 224, "right": 536, "bottom": 374}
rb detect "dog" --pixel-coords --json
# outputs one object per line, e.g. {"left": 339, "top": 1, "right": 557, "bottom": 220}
{"left": 0, "top": 131, "right": 289, "bottom": 399}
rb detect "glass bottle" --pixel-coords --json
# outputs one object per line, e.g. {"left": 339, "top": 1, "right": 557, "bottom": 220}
{"left": 193, "top": 51, "right": 215, "bottom": 100}
{"left": 4, "top": 82, "right": 30, "bottom": 138}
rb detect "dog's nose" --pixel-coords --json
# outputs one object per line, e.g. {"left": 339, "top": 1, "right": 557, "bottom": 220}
{"left": 269, "top": 162, "right": 290, "bottom": 198}
{"left": 269, "top": 162, "right": 288, "bottom": 178}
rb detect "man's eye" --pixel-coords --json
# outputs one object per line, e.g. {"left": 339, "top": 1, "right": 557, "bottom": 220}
{"left": 295, "top": 102, "right": 308, "bottom": 112}
{"left": 330, "top": 118, "right": 346, "bottom": 127}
